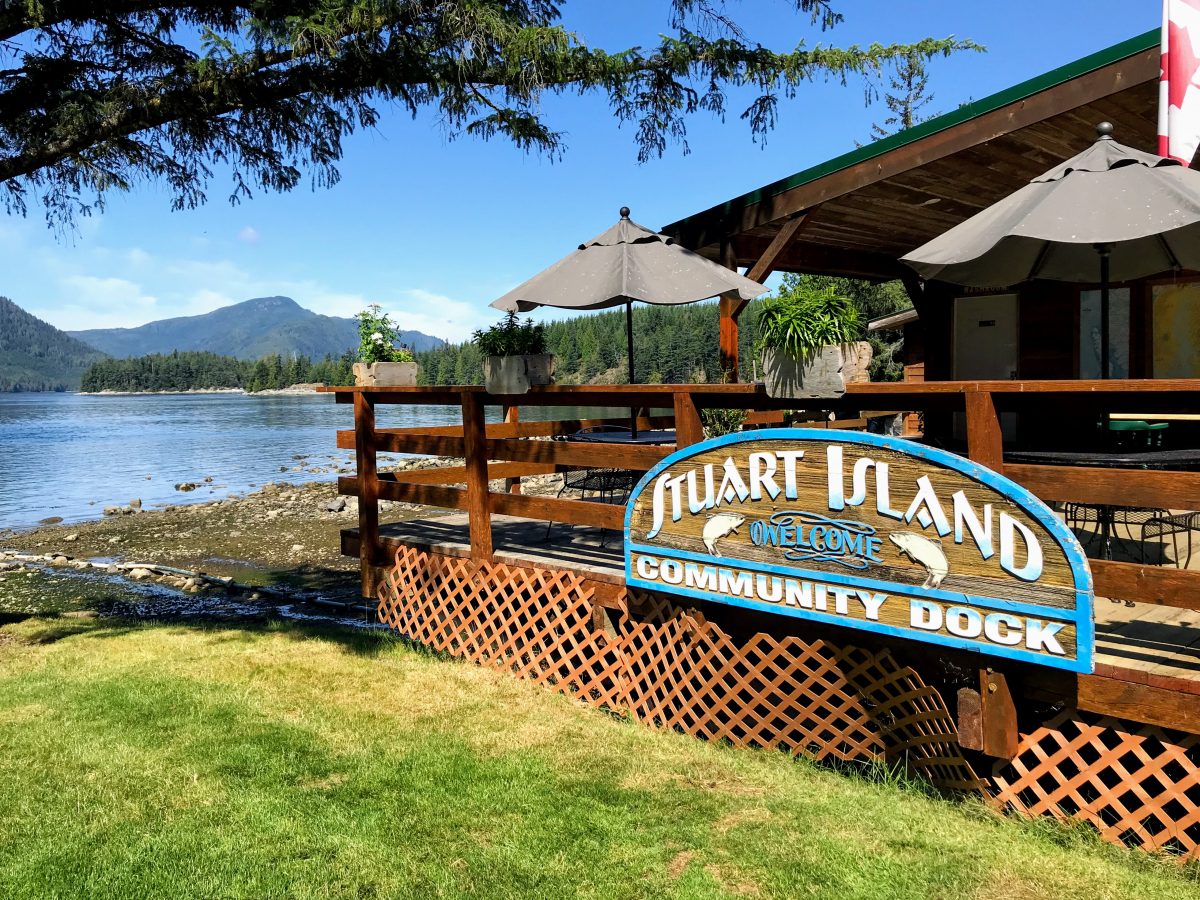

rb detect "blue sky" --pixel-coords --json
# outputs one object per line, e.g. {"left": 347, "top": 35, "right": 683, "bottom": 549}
{"left": 0, "top": 1, "right": 1158, "bottom": 341}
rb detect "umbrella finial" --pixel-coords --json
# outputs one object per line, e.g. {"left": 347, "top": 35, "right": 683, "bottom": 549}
{"left": 1096, "top": 121, "right": 1114, "bottom": 141}
{"left": 619, "top": 206, "right": 630, "bottom": 218}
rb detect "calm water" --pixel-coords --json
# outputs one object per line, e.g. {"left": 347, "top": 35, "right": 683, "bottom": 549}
{"left": 0, "top": 392, "right": 600, "bottom": 531}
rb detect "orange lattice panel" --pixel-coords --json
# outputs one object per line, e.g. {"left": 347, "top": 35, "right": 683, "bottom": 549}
{"left": 378, "top": 545, "right": 979, "bottom": 792}
{"left": 991, "top": 710, "right": 1200, "bottom": 859}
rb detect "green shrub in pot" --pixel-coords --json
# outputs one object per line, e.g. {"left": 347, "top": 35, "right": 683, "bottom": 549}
{"left": 756, "top": 281, "right": 872, "bottom": 399}
{"left": 352, "top": 304, "right": 419, "bottom": 386}
{"left": 473, "top": 311, "right": 555, "bottom": 394}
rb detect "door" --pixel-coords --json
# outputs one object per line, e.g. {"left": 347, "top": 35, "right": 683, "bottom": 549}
{"left": 952, "top": 293, "right": 1018, "bottom": 441}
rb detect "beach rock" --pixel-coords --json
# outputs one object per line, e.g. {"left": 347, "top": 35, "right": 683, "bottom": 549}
{"left": 175, "top": 482, "right": 198, "bottom": 492}
{"left": 38, "top": 516, "right": 63, "bottom": 525}
{"left": 128, "top": 567, "right": 153, "bottom": 580}
{"left": 290, "top": 544, "right": 304, "bottom": 553}
{"left": 64, "top": 533, "right": 78, "bottom": 542}
{"left": 322, "top": 497, "right": 347, "bottom": 513}
{"left": 50, "top": 555, "right": 70, "bottom": 566}
{"left": 130, "top": 498, "right": 142, "bottom": 509}
{"left": 103, "top": 506, "right": 121, "bottom": 516}
{"left": 0, "top": 560, "right": 18, "bottom": 571}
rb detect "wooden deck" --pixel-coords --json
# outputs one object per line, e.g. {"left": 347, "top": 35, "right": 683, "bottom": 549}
{"left": 344, "top": 513, "right": 1200, "bottom": 697}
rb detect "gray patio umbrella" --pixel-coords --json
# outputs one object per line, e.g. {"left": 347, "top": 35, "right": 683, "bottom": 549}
{"left": 491, "top": 207, "right": 768, "bottom": 434}
{"left": 901, "top": 123, "right": 1200, "bottom": 376}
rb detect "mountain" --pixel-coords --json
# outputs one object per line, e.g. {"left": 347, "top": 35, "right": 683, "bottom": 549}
{"left": 0, "top": 297, "right": 108, "bottom": 391}
{"left": 69, "top": 296, "right": 444, "bottom": 360}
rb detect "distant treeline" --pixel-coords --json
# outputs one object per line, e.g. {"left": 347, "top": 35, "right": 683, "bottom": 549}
{"left": 417, "top": 276, "right": 909, "bottom": 386}
{"left": 80, "top": 350, "right": 357, "bottom": 393}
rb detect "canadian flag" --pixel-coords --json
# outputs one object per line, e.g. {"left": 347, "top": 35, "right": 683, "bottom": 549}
{"left": 1160, "top": 0, "right": 1200, "bottom": 164}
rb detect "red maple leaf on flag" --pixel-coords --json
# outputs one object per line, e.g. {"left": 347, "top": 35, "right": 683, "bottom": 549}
{"left": 1169, "top": 16, "right": 1200, "bottom": 110}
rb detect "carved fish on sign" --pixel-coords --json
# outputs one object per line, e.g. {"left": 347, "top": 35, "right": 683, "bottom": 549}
{"left": 702, "top": 513, "right": 745, "bottom": 555}
{"left": 889, "top": 532, "right": 949, "bottom": 590}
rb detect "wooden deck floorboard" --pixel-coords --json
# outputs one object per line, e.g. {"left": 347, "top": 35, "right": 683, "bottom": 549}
{"left": 348, "top": 514, "right": 1200, "bottom": 690}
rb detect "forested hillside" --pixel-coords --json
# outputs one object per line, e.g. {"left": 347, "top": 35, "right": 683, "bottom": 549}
{"left": 80, "top": 350, "right": 356, "bottom": 393}
{"left": 417, "top": 276, "right": 910, "bottom": 386}
{"left": 0, "top": 297, "right": 108, "bottom": 391}
{"left": 70, "top": 296, "right": 443, "bottom": 360}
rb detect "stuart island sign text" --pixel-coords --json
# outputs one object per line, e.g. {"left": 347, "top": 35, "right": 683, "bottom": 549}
{"left": 624, "top": 430, "right": 1094, "bottom": 673}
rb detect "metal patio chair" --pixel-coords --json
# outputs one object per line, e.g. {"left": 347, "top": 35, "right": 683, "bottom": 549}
{"left": 1141, "top": 512, "right": 1200, "bottom": 569}
{"left": 544, "top": 425, "right": 638, "bottom": 545}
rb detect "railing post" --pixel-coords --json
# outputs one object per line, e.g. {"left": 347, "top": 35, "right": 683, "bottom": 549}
{"left": 502, "top": 404, "right": 521, "bottom": 494}
{"left": 673, "top": 390, "right": 704, "bottom": 448}
{"left": 462, "top": 390, "right": 494, "bottom": 560}
{"left": 353, "top": 391, "right": 381, "bottom": 598}
{"left": 965, "top": 389, "right": 1004, "bottom": 473}
{"left": 718, "top": 294, "right": 740, "bottom": 381}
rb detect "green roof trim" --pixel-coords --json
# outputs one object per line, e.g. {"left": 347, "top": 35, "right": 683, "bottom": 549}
{"left": 663, "top": 28, "right": 1160, "bottom": 237}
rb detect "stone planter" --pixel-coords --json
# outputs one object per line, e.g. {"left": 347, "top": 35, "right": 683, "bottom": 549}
{"left": 761, "top": 341, "right": 873, "bottom": 400}
{"left": 352, "top": 361, "right": 419, "bottom": 387}
{"left": 483, "top": 353, "right": 555, "bottom": 394}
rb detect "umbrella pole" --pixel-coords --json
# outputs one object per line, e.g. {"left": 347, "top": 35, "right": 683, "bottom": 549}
{"left": 1097, "top": 243, "right": 1111, "bottom": 380}
{"left": 626, "top": 300, "right": 638, "bottom": 438}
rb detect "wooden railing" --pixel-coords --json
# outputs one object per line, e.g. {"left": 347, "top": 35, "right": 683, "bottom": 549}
{"left": 324, "top": 380, "right": 1200, "bottom": 609}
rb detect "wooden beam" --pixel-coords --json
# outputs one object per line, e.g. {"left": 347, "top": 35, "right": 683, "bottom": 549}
{"left": 718, "top": 239, "right": 741, "bottom": 380}
{"left": 1090, "top": 560, "right": 1200, "bottom": 609}
{"left": 1076, "top": 674, "right": 1200, "bottom": 733}
{"left": 502, "top": 404, "right": 522, "bottom": 494}
{"left": 964, "top": 390, "right": 1004, "bottom": 473}
{"left": 745, "top": 212, "right": 812, "bottom": 283}
{"left": 674, "top": 391, "right": 704, "bottom": 448}
{"left": 719, "top": 294, "right": 740, "bottom": 381}
{"left": 487, "top": 438, "right": 671, "bottom": 471}
{"left": 732, "top": 238, "right": 907, "bottom": 281}
{"left": 353, "top": 392, "right": 381, "bottom": 598}
{"left": 677, "top": 46, "right": 1159, "bottom": 248}
{"left": 491, "top": 492, "right": 624, "bottom": 530}
{"left": 1005, "top": 464, "right": 1200, "bottom": 510}
{"left": 461, "top": 390, "right": 493, "bottom": 561}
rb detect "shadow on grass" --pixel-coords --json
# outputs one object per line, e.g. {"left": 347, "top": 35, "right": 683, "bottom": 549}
{"left": 0, "top": 608, "right": 405, "bottom": 659}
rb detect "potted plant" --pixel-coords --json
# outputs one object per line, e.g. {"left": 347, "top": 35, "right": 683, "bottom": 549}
{"left": 756, "top": 281, "right": 872, "bottom": 399}
{"left": 352, "top": 304, "right": 419, "bottom": 387}
{"left": 473, "top": 311, "right": 554, "bottom": 394}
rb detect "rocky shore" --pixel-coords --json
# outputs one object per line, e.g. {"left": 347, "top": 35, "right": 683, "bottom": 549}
{"left": 0, "top": 458, "right": 563, "bottom": 618}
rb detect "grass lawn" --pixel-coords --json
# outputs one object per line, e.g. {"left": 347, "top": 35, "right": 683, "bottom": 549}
{"left": 0, "top": 616, "right": 1197, "bottom": 899}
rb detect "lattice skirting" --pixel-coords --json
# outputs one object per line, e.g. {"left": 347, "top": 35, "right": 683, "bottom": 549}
{"left": 990, "top": 710, "right": 1200, "bottom": 859}
{"left": 377, "top": 545, "right": 981, "bottom": 791}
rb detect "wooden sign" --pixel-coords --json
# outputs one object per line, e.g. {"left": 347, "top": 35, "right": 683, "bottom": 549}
{"left": 625, "top": 430, "right": 1094, "bottom": 673}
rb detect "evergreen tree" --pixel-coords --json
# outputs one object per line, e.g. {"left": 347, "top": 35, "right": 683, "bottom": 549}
{"left": 0, "top": 5, "right": 976, "bottom": 229}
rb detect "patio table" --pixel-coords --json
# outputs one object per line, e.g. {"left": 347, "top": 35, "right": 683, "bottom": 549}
{"left": 1004, "top": 447, "right": 1200, "bottom": 562}
{"left": 567, "top": 429, "right": 678, "bottom": 445}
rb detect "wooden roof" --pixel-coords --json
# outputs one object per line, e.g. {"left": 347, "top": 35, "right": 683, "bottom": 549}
{"left": 662, "top": 30, "right": 1163, "bottom": 282}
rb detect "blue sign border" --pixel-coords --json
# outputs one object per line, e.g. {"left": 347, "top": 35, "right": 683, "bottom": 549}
{"left": 623, "top": 429, "right": 1095, "bottom": 674}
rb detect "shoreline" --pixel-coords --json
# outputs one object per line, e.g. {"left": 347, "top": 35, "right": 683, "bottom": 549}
{"left": 76, "top": 383, "right": 325, "bottom": 397}
{"left": 0, "top": 457, "right": 561, "bottom": 598}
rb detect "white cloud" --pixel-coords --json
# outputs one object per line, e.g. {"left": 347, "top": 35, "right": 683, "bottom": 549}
{"left": 383, "top": 289, "right": 489, "bottom": 342}
{"left": 41, "top": 275, "right": 160, "bottom": 330}
{"left": 237, "top": 225, "right": 260, "bottom": 244}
